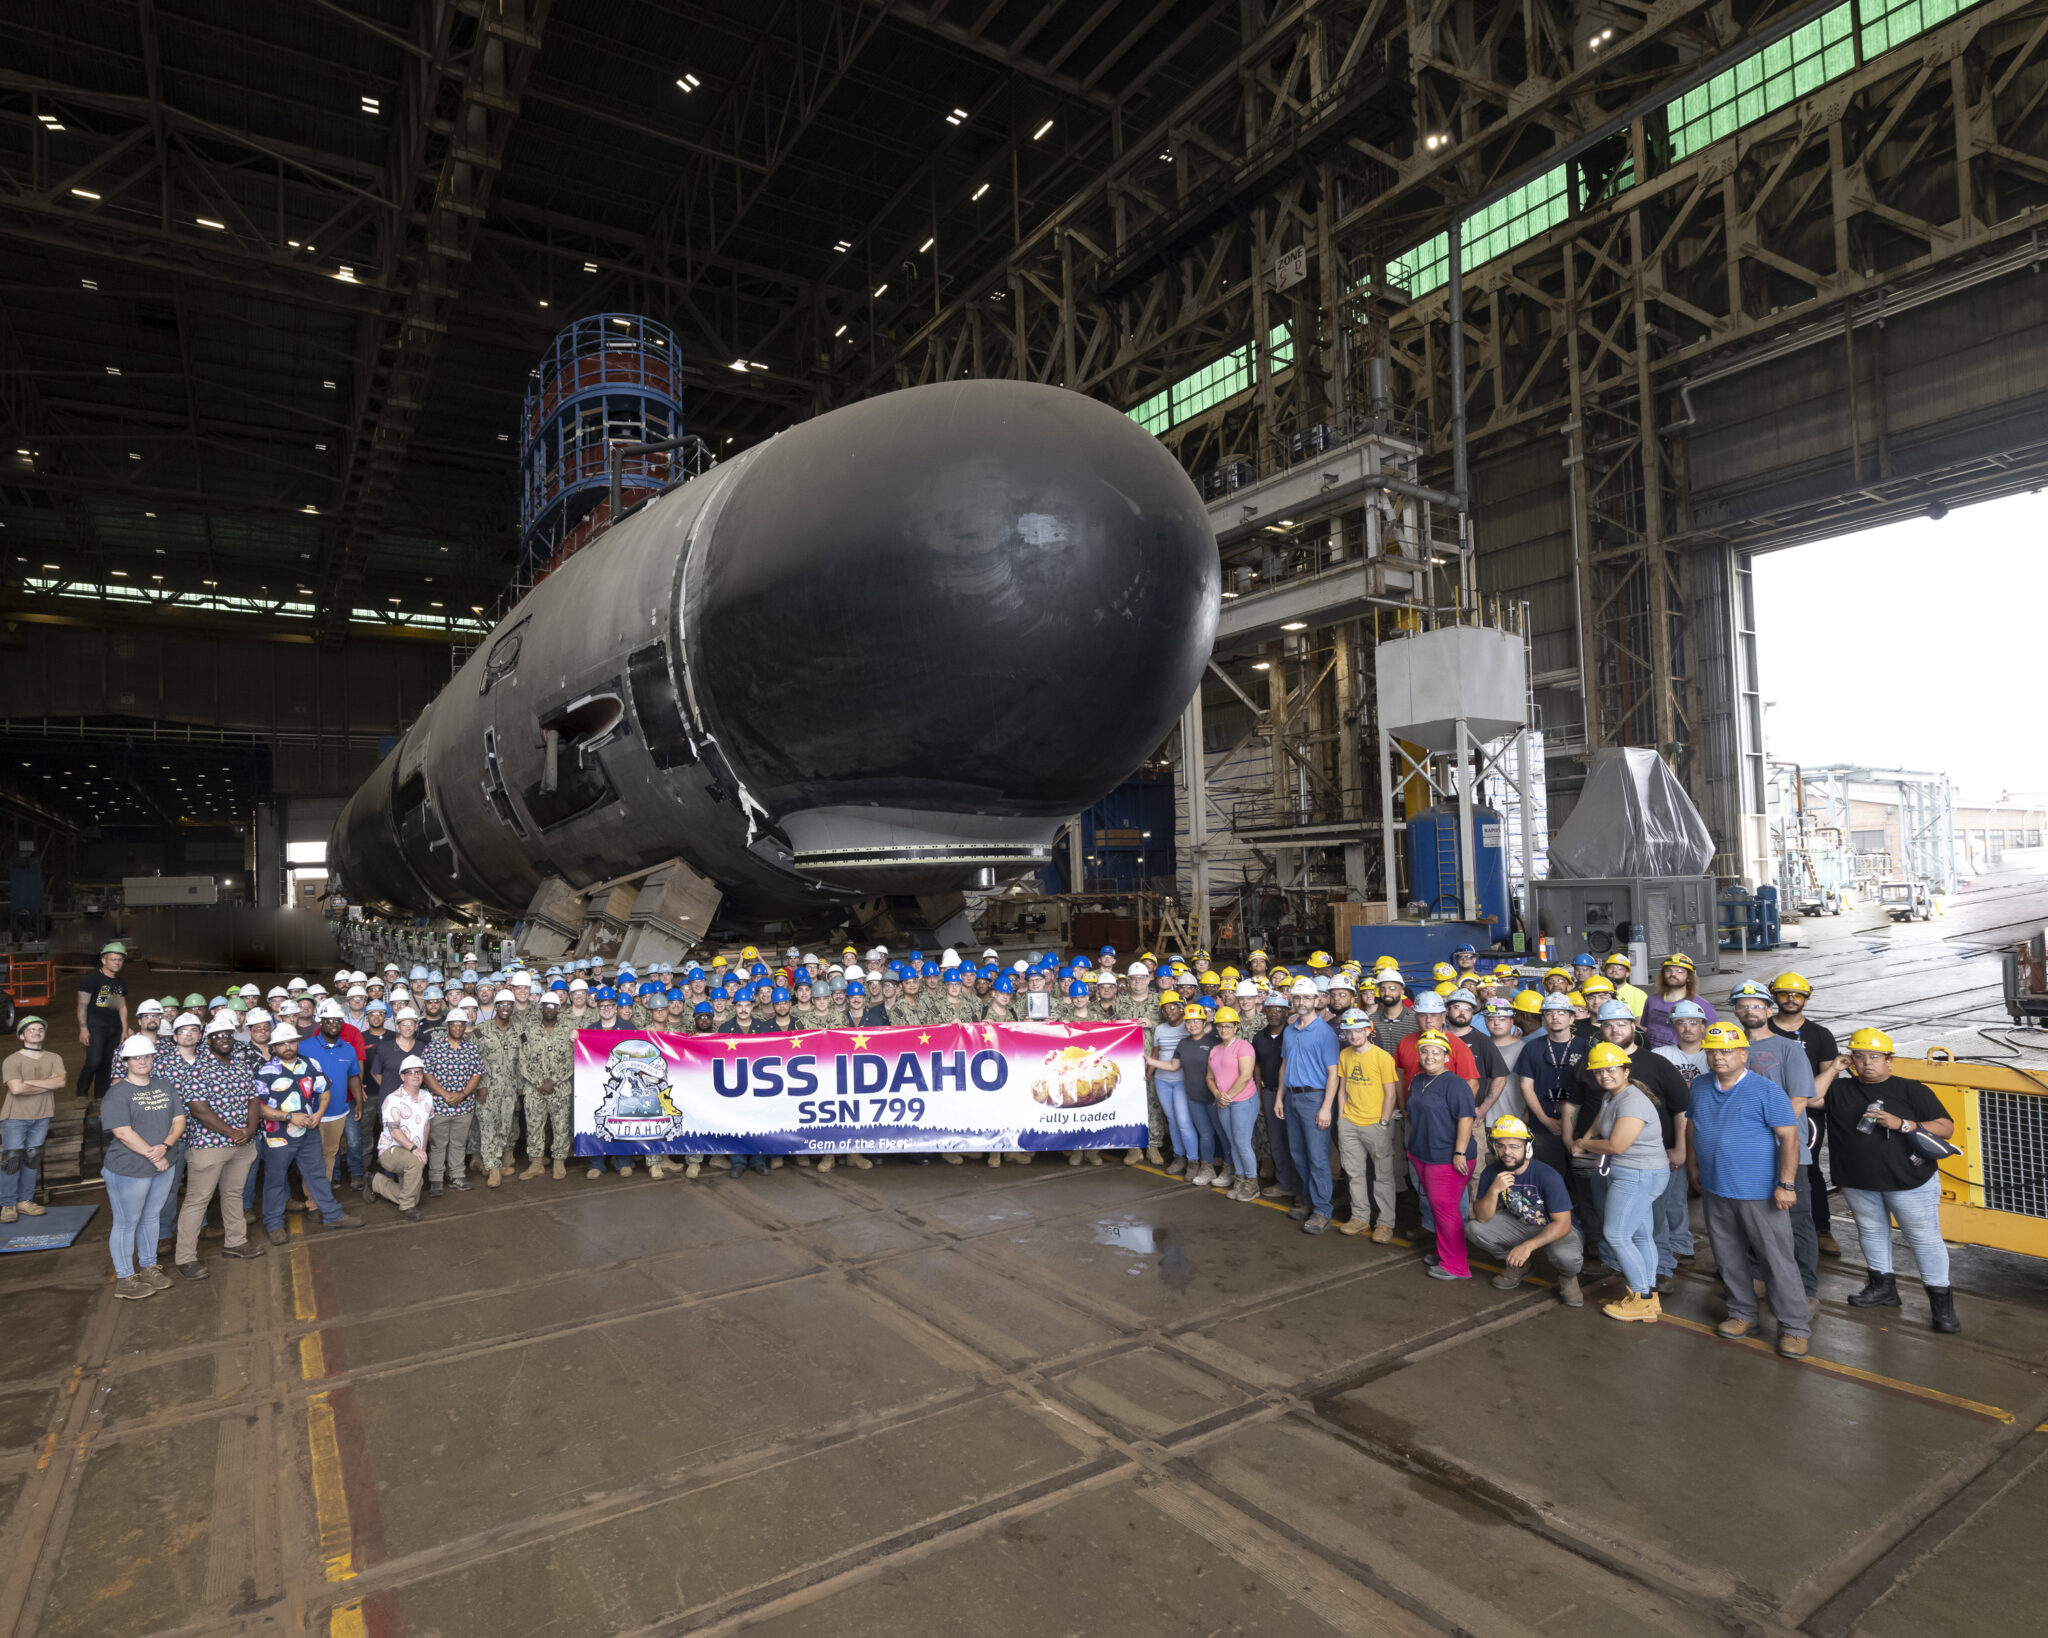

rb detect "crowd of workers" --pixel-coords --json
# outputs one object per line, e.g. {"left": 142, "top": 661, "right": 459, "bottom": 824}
{"left": 2, "top": 940, "right": 1960, "bottom": 1346}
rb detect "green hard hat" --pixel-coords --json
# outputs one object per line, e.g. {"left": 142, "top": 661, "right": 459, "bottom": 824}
{"left": 160, "top": 995, "right": 180, "bottom": 1009}
{"left": 15, "top": 1014, "right": 45, "bottom": 1035}
{"left": 183, "top": 993, "right": 206, "bottom": 1008}
{"left": 101, "top": 940, "right": 127, "bottom": 956}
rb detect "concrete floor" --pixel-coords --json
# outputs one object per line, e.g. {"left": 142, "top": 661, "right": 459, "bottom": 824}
{"left": 4, "top": 867, "right": 2048, "bottom": 1637}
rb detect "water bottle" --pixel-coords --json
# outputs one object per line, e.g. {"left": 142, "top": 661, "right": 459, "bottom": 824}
{"left": 1856, "top": 1100, "right": 1885, "bottom": 1135}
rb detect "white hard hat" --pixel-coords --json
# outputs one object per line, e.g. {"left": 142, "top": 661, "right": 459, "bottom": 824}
{"left": 1126, "top": 961, "right": 1149, "bottom": 978}
{"left": 118, "top": 1034, "right": 158, "bottom": 1058}
{"left": 1012, "top": 959, "right": 1028, "bottom": 973}
{"left": 346, "top": 985, "right": 367, "bottom": 999}
{"left": 267, "top": 986, "right": 289, "bottom": 1000}
{"left": 135, "top": 998, "right": 164, "bottom": 1015}
{"left": 315, "top": 999, "right": 345, "bottom": 1019}
{"left": 238, "top": 984, "right": 261, "bottom": 998}
{"left": 394, "top": 1006, "right": 420, "bottom": 1021}
{"left": 334, "top": 969, "right": 352, "bottom": 983}
{"left": 286, "top": 977, "right": 308, "bottom": 990}
{"left": 245, "top": 1008, "right": 272, "bottom": 1026}
{"left": 1234, "top": 980, "right": 1259, "bottom": 998}
{"left": 348, "top": 971, "right": 367, "bottom": 985}
{"left": 568, "top": 978, "right": 589, "bottom": 992}
{"left": 494, "top": 989, "right": 516, "bottom": 1005}
{"left": 399, "top": 1054, "right": 427, "bottom": 1072}
{"left": 940, "top": 947, "right": 960, "bottom": 965}
{"left": 172, "top": 1011, "right": 204, "bottom": 1032}
{"left": 271, "top": 1023, "right": 301, "bottom": 1044}
{"left": 1289, "top": 978, "right": 1319, "bottom": 998}
{"left": 206, "top": 1011, "right": 239, "bottom": 1035}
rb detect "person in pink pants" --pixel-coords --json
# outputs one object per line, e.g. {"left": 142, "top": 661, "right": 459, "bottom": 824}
{"left": 1403, "top": 1033, "right": 1477, "bottom": 1279}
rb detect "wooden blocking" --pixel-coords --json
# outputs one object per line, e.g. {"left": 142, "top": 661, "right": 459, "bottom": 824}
{"left": 513, "top": 877, "right": 588, "bottom": 961}
{"left": 617, "top": 859, "right": 722, "bottom": 969}
{"left": 1332, "top": 901, "right": 1392, "bottom": 954}
{"left": 573, "top": 882, "right": 641, "bottom": 961}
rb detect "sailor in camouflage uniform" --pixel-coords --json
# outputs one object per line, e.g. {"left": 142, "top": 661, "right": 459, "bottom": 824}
{"left": 518, "top": 995, "right": 576, "bottom": 1180}
{"left": 475, "top": 989, "right": 529, "bottom": 1186}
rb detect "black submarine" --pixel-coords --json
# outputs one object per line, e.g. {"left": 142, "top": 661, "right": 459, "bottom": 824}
{"left": 329, "top": 379, "right": 1220, "bottom": 925}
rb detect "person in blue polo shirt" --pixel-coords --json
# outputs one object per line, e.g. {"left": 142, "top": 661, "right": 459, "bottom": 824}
{"left": 1688, "top": 1023, "right": 1808, "bottom": 1356}
{"left": 1274, "top": 978, "right": 1341, "bottom": 1233}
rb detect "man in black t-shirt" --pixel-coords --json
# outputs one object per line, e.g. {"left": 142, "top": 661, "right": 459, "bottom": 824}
{"left": 1770, "top": 972, "right": 1844, "bottom": 1254}
{"left": 1252, "top": 994, "right": 1297, "bottom": 1200}
{"left": 74, "top": 942, "right": 130, "bottom": 1102}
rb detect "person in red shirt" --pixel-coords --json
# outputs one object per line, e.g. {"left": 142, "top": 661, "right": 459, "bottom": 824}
{"left": 1395, "top": 994, "right": 1478, "bottom": 1092}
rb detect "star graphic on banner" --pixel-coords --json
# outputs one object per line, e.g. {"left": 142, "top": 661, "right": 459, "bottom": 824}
{"left": 981, "top": 1025, "right": 997, "bottom": 1045}
{"left": 918, "top": 1032, "right": 931, "bottom": 1044}
{"left": 849, "top": 1032, "right": 870, "bottom": 1049}
{"left": 722, "top": 1038, "right": 744, "bottom": 1050}
{"left": 788, "top": 1037, "right": 804, "bottom": 1050}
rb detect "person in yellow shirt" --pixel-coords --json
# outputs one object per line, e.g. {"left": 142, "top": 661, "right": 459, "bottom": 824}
{"left": 1333, "top": 1007, "right": 1401, "bottom": 1241}
{"left": 1602, "top": 954, "right": 1648, "bottom": 1018}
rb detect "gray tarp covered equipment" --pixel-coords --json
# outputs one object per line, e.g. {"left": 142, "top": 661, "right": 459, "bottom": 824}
{"left": 1548, "top": 748, "right": 1714, "bottom": 878}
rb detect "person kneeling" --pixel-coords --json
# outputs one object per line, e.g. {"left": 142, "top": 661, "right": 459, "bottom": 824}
{"left": 1467, "top": 1116, "right": 1584, "bottom": 1308}
{"left": 371, "top": 1057, "right": 433, "bottom": 1221}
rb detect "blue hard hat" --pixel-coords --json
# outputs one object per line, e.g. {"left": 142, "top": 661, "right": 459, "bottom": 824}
{"left": 846, "top": 981, "right": 866, "bottom": 997}
{"left": 549, "top": 978, "right": 568, "bottom": 992}
{"left": 618, "top": 965, "right": 636, "bottom": 978}
{"left": 942, "top": 966, "right": 962, "bottom": 983}
{"left": 409, "top": 965, "right": 429, "bottom": 982}
{"left": 993, "top": 975, "right": 1016, "bottom": 994}
{"left": 750, "top": 984, "right": 771, "bottom": 1002}
{"left": 595, "top": 986, "right": 617, "bottom": 1002}
{"left": 1452, "top": 943, "right": 1476, "bottom": 955}
{"left": 424, "top": 986, "right": 444, "bottom": 1001}
{"left": 694, "top": 1001, "right": 713, "bottom": 1014}
{"left": 1571, "top": 953, "right": 1598, "bottom": 968}
{"left": 1447, "top": 989, "right": 1477, "bottom": 1007}
{"left": 1596, "top": 999, "right": 1635, "bottom": 1021}
{"left": 1099, "top": 945, "right": 1115, "bottom": 957}
{"left": 793, "top": 969, "right": 813, "bottom": 987}
{"left": 1670, "top": 1000, "right": 1707, "bottom": 1020}
{"left": 771, "top": 986, "right": 791, "bottom": 1004}
{"left": 685, "top": 965, "right": 704, "bottom": 981}
{"left": 1067, "top": 981, "right": 1088, "bottom": 998}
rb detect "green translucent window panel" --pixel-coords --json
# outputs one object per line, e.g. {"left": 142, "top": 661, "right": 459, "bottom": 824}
{"left": 1268, "top": 322, "right": 1293, "bottom": 369}
{"left": 1668, "top": 4, "right": 1855, "bottom": 160}
{"left": 1389, "top": 232, "right": 1448, "bottom": 297}
{"left": 1861, "top": 0, "right": 1969, "bottom": 56}
{"left": 1129, "top": 390, "right": 1172, "bottom": 434}
{"left": 1464, "top": 164, "right": 1570, "bottom": 266}
{"left": 1170, "top": 345, "right": 1252, "bottom": 421}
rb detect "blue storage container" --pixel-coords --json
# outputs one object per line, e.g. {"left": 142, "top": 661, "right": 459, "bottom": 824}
{"left": 1406, "top": 804, "right": 1510, "bottom": 940}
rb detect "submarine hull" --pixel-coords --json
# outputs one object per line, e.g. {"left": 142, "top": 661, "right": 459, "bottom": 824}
{"left": 329, "top": 379, "right": 1220, "bottom": 921}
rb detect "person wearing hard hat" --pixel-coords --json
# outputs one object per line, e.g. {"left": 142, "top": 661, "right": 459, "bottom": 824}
{"left": 148, "top": 1008, "right": 208, "bottom": 1261}
{"left": 1274, "top": 977, "right": 1343, "bottom": 1233}
{"left": 1825, "top": 1029, "right": 1960, "bottom": 1334}
{"left": 1557, "top": 1000, "right": 1687, "bottom": 1254}
{"left": 1640, "top": 954, "right": 1715, "bottom": 1048}
{"left": 1393, "top": 993, "right": 1477, "bottom": 1091}
{"left": 1727, "top": 981, "right": 1821, "bottom": 1302}
{"left": 1567, "top": 1041, "right": 1670, "bottom": 1323}
{"left": 101, "top": 1034, "right": 185, "bottom": 1298}
{"left": 1467, "top": 1115, "right": 1584, "bottom": 1307}
{"left": 170, "top": 1014, "right": 265, "bottom": 1277}
{"left": 2, "top": 1015, "right": 66, "bottom": 1224}
{"left": 419, "top": 1013, "right": 484, "bottom": 1199}
{"left": 1159, "top": 999, "right": 1220, "bottom": 1184}
{"left": 1406, "top": 1031, "right": 1477, "bottom": 1276}
{"left": 370, "top": 1055, "right": 435, "bottom": 1220}
{"left": 1688, "top": 1022, "right": 1810, "bottom": 1356}
{"left": 1206, "top": 1004, "right": 1260, "bottom": 1196}
{"left": 1250, "top": 989, "right": 1297, "bottom": 1199}
{"left": 75, "top": 940, "right": 131, "bottom": 1102}
{"left": 1650, "top": 1000, "right": 1709, "bottom": 1282}
{"left": 518, "top": 994, "right": 577, "bottom": 1182}
{"left": 304, "top": 1000, "right": 366, "bottom": 1203}
{"left": 1331, "top": 1008, "right": 1400, "bottom": 1239}
{"left": 476, "top": 989, "right": 529, "bottom": 1188}
{"left": 1600, "top": 954, "right": 1647, "bottom": 1018}
{"left": 1365, "top": 970, "right": 1418, "bottom": 1059}
{"left": 1768, "top": 971, "right": 1847, "bottom": 1258}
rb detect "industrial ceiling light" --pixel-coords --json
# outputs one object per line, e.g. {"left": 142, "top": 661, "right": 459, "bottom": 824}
{"left": 1587, "top": 26, "right": 1615, "bottom": 48}
{"left": 323, "top": 379, "right": 335, "bottom": 389}
{"left": 1252, "top": 662, "right": 1270, "bottom": 670}
{"left": 105, "top": 365, "right": 119, "bottom": 375}
{"left": 945, "top": 107, "right": 968, "bottom": 126}
{"left": 196, "top": 217, "right": 226, "bottom": 230}
{"left": 1280, "top": 620, "right": 1307, "bottom": 631}
{"left": 833, "top": 239, "right": 852, "bottom": 252}
{"left": 70, "top": 187, "right": 100, "bottom": 200}
{"left": 676, "top": 72, "right": 701, "bottom": 91}
{"left": 729, "top": 358, "right": 752, "bottom": 372}
{"left": 1424, "top": 133, "right": 1448, "bottom": 151}
{"left": 336, "top": 265, "right": 356, "bottom": 281}
{"left": 833, "top": 324, "right": 848, "bottom": 337}
{"left": 361, "top": 96, "right": 380, "bottom": 113}
{"left": 537, "top": 298, "right": 549, "bottom": 307}
{"left": 1033, "top": 120, "right": 1053, "bottom": 140}
{"left": 971, "top": 182, "right": 989, "bottom": 201}
{"left": 872, "top": 283, "right": 887, "bottom": 297}
{"left": 301, "top": 504, "right": 318, "bottom": 514}
{"left": 81, "top": 278, "right": 97, "bottom": 289}
{"left": 919, "top": 237, "right": 934, "bottom": 253}
{"left": 584, "top": 261, "right": 598, "bottom": 272}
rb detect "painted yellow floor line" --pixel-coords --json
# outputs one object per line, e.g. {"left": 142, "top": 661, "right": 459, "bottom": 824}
{"left": 289, "top": 1244, "right": 318, "bottom": 1322}
{"left": 1656, "top": 1310, "right": 2014, "bottom": 1423}
{"left": 329, "top": 1604, "right": 366, "bottom": 1638}
{"left": 294, "top": 1231, "right": 358, "bottom": 1616}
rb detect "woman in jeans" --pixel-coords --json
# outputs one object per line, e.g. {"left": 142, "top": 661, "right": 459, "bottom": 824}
{"left": 100, "top": 1035, "right": 185, "bottom": 1300}
{"left": 1206, "top": 1006, "right": 1259, "bottom": 1199}
{"left": 1405, "top": 1033, "right": 1476, "bottom": 1279}
{"left": 1172, "top": 1005, "right": 1222, "bottom": 1186}
{"left": 1824, "top": 1026, "right": 1960, "bottom": 1334}
{"left": 1144, "top": 993, "right": 1196, "bottom": 1175}
{"left": 1570, "top": 1042, "right": 1668, "bottom": 1323}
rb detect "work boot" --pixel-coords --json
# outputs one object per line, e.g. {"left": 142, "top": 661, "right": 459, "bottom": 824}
{"left": 1602, "top": 1291, "right": 1657, "bottom": 1323}
{"left": 849, "top": 1155, "right": 873, "bottom": 1170}
{"left": 398, "top": 1206, "right": 422, "bottom": 1222}
{"left": 1164, "top": 1157, "right": 1186, "bottom": 1177}
{"left": 1337, "top": 1217, "right": 1367, "bottom": 1236}
{"left": 1716, "top": 1316, "right": 1756, "bottom": 1339}
{"left": 1928, "top": 1285, "right": 1962, "bottom": 1334}
{"left": 1067, "top": 1152, "right": 1085, "bottom": 1166}
{"left": 1371, "top": 1224, "right": 1393, "bottom": 1244}
{"left": 323, "top": 1213, "right": 363, "bottom": 1230}
{"left": 1124, "top": 1148, "right": 1143, "bottom": 1166}
{"left": 521, "top": 1158, "right": 545, "bottom": 1180}
{"left": 1847, "top": 1271, "right": 1901, "bottom": 1308}
{"left": 486, "top": 1167, "right": 502, "bottom": 1188}
{"left": 1086, "top": 1151, "right": 1105, "bottom": 1165}
{"left": 683, "top": 1160, "right": 699, "bottom": 1179}
{"left": 1010, "top": 1153, "right": 1032, "bottom": 1165}
{"left": 1777, "top": 1333, "right": 1810, "bottom": 1358}
{"left": 0, "top": 1206, "right": 13, "bottom": 1224}
{"left": 448, "top": 1177, "right": 471, "bottom": 1192}
{"left": 16, "top": 1200, "right": 43, "bottom": 1217}
{"left": 1145, "top": 1146, "right": 1164, "bottom": 1166}
{"left": 1287, "top": 1203, "right": 1311, "bottom": 1222}
{"left": 1491, "top": 1268, "right": 1525, "bottom": 1290}
{"left": 986, "top": 1153, "right": 1001, "bottom": 1167}
{"left": 219, "top": 1242, "right": 265, "bottom": 1260}
{"left": 816, "top": 1156, "right": 835, "bottom": 1172}
{"left": 429, "top": 1182, "right": 445, "bottom": 1198}
{"left": 943, "top": 1153, "right": 964, "bottom": 1165}
{"left": 1302, "top": 1214, "right": 1329, "bottom": 1235}
{"left": 1556, "top": 1275, "right": 1584, "bottom": 1308}
{"left": 114, "top": 1274, "right": 153, "bottom": 1300}
{"left": 586, "top": 1164, "right": 603, "bottom": 1180}
{"left": 175, "top": 1261, "right": 210, "bottom": 1282}
{"left": 1654, "top": 1273, "right": 1676, "bottom": 1294}
{"left": 647, "top": 1160, "right": 667, "bottom": 1180}
{"left": 138, "top": 1265, "right": 173, "bottom": 1292}
{"left": 268, "top": 1227, "right": 291, "bottom": 1246}
{"left": 1817, "top": 1232, "right": 1842, "bottom": 1257}
{"left": 552, "top": 1159, "right": 566, "bottom": 1180}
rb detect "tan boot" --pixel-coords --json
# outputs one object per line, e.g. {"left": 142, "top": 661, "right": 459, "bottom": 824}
{"left": 1124, "top": 1148, "right": 1143, "bottom": 1166}
{"left": 1370, "top": 1224, "right": 1393, "bottom": 1244}
{"left": 648, "top": 1160, "right": 667, "bottom": 1179}
{"left": 486, "top": 1167, "right": 502, "bottom": 1188}
{"left": 1145, "top": 1146, "right": 1164, "bottom": 1166}
{"left": 943, "top": 1153, "right": 964, "bottom": 1165}
{"left": 849, "top": 1155, "right": 873, "bottom": 1170}
{"left": 816, "top": 1156, "right": 835, "bottom": 1172}
{"left": 551, "top": 1159, "right": 566, "bottom": 1180}
{"left": 521, "top": 1159, "right": 545, "bottom": 1180}
{"left": 0, "top": 1206, "right": 14, "bottom": 1224}
{"left": 684, "top": 1159, "right": 701, "bottom": 1179}
{"left": 17, "top": 1200, "right": 46, "bottom": 1218}
{"left": 986, "top": 1153, "right": 1001, "bottom": 1167}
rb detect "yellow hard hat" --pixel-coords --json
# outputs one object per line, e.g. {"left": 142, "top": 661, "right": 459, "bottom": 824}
{"left": 1221, "top": 966, "right": 1240, "bottom": 980}
{"left": 1307, "top": 950, "right": 1333, "bottom": 969}
{"left": 1373, "top": 955, "right": 1401, "bottom": 971}
{"left": 1702, "top": 1022, "right": 1748, "bottom": 1050}
{"left": 1271, "top": 967, "right": 1292, "bottom": 983}
{"left": 1212, "top": 1005, "right": 1240, "bottom": 1025}
{"left": 1493, "top": 962, "right": 1517, "bottom": 977}
{"left": 1434, "top": 980, "right": 1456, "bottom": 996}
{"left": 1848, "top": 1026, "right": 1895, "bottom": 1053}
{"left": 1580, "top": 975, "right": 1615, "bottom": 996}
{"left": 1198, "top": 972, "right": 1222, "bottom": 987}
{"left": 1488, "top": 1115, "right": 1532, "bottom": 1142}
{"left": 1180, "top": 1003, "right": 1210, "bottom": 1021}
{"left": 1511, "top": 989, "right": 1544, "bottom": 1014}
{"left": 1567, "top": 990, "right": 1586, "bottom": 1007}
{"left": 1771, "top": 972, "right": 1813, "bottom": 996}
{"left": 1586, "top": 1042, "right": 1631, "bottom": 1070}
{"left": 1544, "top": 966, "right": 1571, "bottom": 982}
{"left": 1415, "top": 1030, "right": 1452, "bottom": 1054}
{"left": 741, "top": 945, "right": 759, "bottom": 959}
{"left": 1431, "top": 962, "right": 1456, "bottom": 981}
{"left": 1602, "top": 952, "right": 1632, "bottom": 970}
{"left": 1661, "top": 952, "right": 1695, "bottom": 973}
